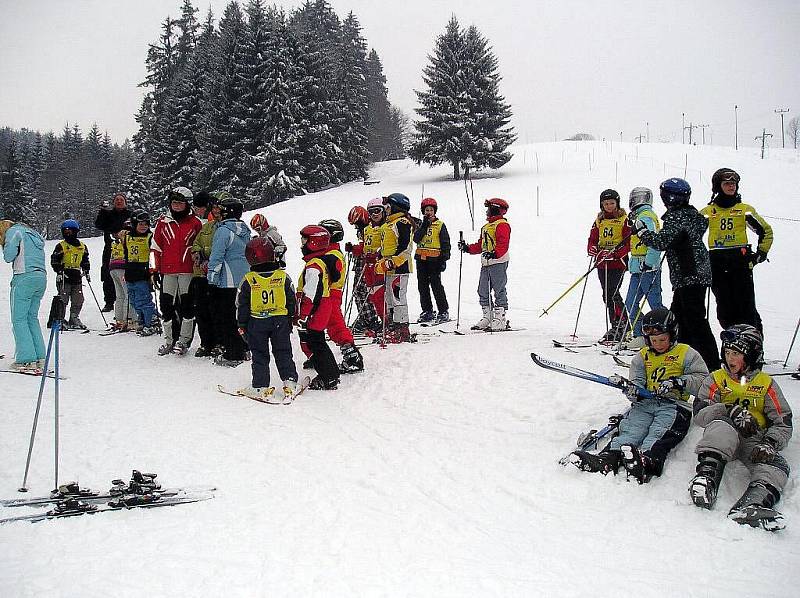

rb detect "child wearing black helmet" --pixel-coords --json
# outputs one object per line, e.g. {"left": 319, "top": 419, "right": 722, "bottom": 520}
{"left": 124, "top": 211, "right": 158, "bottom": 336}
{"left": 234, "top": 236, "right": 298, "bottom": 402}
{"left": 50, "top": 219, "right": 90, "bottom": 330}
{"left": 690, "top": 324, "right": 792, "bottom": 531}
{"left": 570, "top": 308, "right": 709, "bottom": 484}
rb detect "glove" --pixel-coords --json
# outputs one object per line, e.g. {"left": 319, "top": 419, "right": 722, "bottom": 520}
{"left": 595, "top": 249, "right": 609, "bottom": 263}
{"left": 609, "top": 375, "right": 639, "bottom": 402}
{"left": 588, "top": 246, "right": 598, "bottom": 257}
{"left": 151, "top": 272, "right": 162, "bottom": 291}
{"left": 344, "top": 242, "right": 354, "bottom": 253}
{"left": 83, "top": 271, "right": 91, "bottom": 283}
{"left": 751, "top": 438, "right": 777, "bottom": 463}
{"left": 751, "top": 249, "right": 768, "bottom": 266}
{"left": 657, "top": 376, "right": 686, "bottom": 397}
{"left": 296, "top": 317, "right": 308, "bottom": 331}
{"left": 383, "top": 258, "right": 395, "bottom": 271}
{"left": 632, "top": 218, "right": 648, "bottom": 236}
{"left": 458, "top": 240, "right": 469, "bottom": 253}
{"left": 237, "top": 327, "right": 248, "bottom": 344}
{"left": 481, "top": 251, "right": 496, "bottom": 260}
{"left": 641, "top": 263, "right": 654, "bottom": 273}
{"left": 729, "top": 405, "right": 759, "bottom": 437}
{"left": 56, "top": 273, "right": 64, "bottom": 286}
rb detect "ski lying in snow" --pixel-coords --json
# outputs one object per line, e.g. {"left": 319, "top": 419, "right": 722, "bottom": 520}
{"left": 0, "top": 492, "right": 214, "bottom": 524}
{"left": 1, "top": 485, "right": 217, "bottom": 509}
{"left": 446, "top": 323, "right": 525, "bottom": 335}
{"left": 530, "top": 352, "right": 666, "bottom": 401}
{"left": 606, "top": 353, "right": 631, "bottom": 369}
{"left": 217, "top": 375, "right": 311, "bottom": 405}
{"left": 98, "top": 328, "right": 136, "bottom": 337}
{"left": 419, "top": 318, "right": 451, "bottom": 327}
{"left": 552, "top": 339, "right": 596, "bottom": 349}
{"left": 0, "top": 369, "right": 67, "bottom": 380}
{"left": 558, "top": 410, "right": 629, "bottom": 466}
{"left": 728, "top": 506, "right": 786, "bottom": 532}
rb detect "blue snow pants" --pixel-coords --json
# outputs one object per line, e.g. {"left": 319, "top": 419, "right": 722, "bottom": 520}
{"left": 247, "top": 316, "right": 298, "bottom": 388}
{"left": 10, "top": 271, "right": 47, "bottom": 364}
{"left": 127, "top": 280, "right": 156, "bottom": 327}
{"left": 609, "top": 399, "right": 691, "bottom": 475}
{"left": 624, "top": 270, "right": 663, "bottom": 337}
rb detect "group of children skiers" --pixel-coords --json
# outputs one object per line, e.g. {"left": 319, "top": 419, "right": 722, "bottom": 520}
{"left": 8, "top": 165, "right": 791, "bottom": 531}
{"left": 571, "top": 169, "right": 790, "bottom": 531}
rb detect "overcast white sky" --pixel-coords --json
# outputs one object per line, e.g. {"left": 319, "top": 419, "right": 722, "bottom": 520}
{"left": 1, "top": 0, "right": 798, "bottom": 148}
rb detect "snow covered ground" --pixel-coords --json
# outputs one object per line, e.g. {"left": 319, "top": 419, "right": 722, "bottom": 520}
{"left": 1, "top": 141, "right": 799, "bottom": 597}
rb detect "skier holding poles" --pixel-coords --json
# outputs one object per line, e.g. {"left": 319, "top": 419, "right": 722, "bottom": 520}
{"left": 344, "top": 205, "right": 382, "bottom": 335}
{"left": 457, "top": 198, "right": 511, "bottom": 331}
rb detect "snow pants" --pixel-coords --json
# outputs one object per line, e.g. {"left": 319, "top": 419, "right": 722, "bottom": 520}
{"left": 671, "top": 284, "right": 720, "bottom": 370}
{"left": 247, "top": 316, "right": 297, "bottom": 388}
{"left": 160, "top": 273, "right": 194, "bottom": 345}
{"left": 110, "top": 268, "right": 135, "bottom": 323}
{"left": 416, "top": 258, "right": 449, "bottom": 313}
{"left": 327, "top": 289, "right": 354, "bottom": 346}
{"left": 709, "top": 250, "right": 762, "bottom": 333}
{"left": 9, "top": 271, "right": 47, "bottom": 364}
{"left": 624, "top": 269, "right": 663, "bottom": 337}
{"left": 101, "top": 242, "right": 115, "bottom": 305}
{"left": 210, "top": 285, "right": 245, "bottom": 360}
{"left": 350, "top": 258, "right": 381, "bottom": 332}
{"left": 385, "top": 274, "right": 409, "bottom": 325}
{"left": 190, "top": 276, "right": 216, "bottom": 351}
{"left": 597, "top": 267, "right": 625, "bottom": 326}
{"left": 127, "top": 280, "right": 156, "bottom": 327}
{"left": 298, "top": 328, "right": 339, "bottom": 384}
{"left": 364, "top": 261, "right": 386, "bottom": 322}
{"left": 57, "top": 280, "right": 84, "bottom": 320}
{"left": 478, "top": 262, "right": 508, "bottom": 309}
{"left": 695, "top": 420, "right": 789, "bottom": 493}
{"left": 609, "top": 399, "right": 691, "bottom": 475}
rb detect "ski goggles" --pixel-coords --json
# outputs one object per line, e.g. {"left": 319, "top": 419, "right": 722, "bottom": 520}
{"left": 368, "top": 207, "right": 385, "bottom": 214}
{"left": 642, "top": 325, "right": 669, "bottom": 337}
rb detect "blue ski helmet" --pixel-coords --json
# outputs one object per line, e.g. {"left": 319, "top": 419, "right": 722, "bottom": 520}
{"left": 659, "top": 178, "right": 691, "bottom": 208}
{"left": 384, "top": 193, "right": 411, "bottom": 213}
{"left": 61, "top": 219, "right": 80, "bottom": 231}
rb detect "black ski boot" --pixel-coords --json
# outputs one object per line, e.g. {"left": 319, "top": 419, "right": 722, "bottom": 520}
{"left": 689, "top": 452, "right": 726, "bottom": 509}
{"left": 338, "top": 343, "right": 364, "bottom": 374}
{"left": 620, "top": 444, "right": 654, "bottom": 484}
{"left": 569, "top": 449, "right": 622, "bottom": 475}
{"left": 309, "top": 375, "right": 339, "bottom": 391}
{"left": 302, "top": 358, "right": 314, "bottom": 370}
{"left": 728, "top": 482, "right": 785, "bottom": 532}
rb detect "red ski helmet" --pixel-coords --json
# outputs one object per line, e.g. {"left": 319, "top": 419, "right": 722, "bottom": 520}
{"left": 300, "top": 224, "right": 331, "bottom": 253}
{"left": 484, "top": 198, "right": 509, "bottom": 215}
{"left": 250, "top": 213, "right": 269, "bottom": 231}
{"left": 348, "top": 206, "right": 369, "bottom": 226}
{"left": 421, "top": 197, "right": 438, "bottom": 213}
{"left": 245, "top": 236, "right": 276, "bottom": 266}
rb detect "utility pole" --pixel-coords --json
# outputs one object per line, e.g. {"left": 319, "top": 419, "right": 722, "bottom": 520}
{"left": 755, "top": 129, "right": 773, "bottom": 159}
{"left": 646, "top": 121, "right": 649, "bottom": 143}
{"left": 734, "top": 105, "right": 739, "bottom": 150}
{"left": 635, "top": 134, "right": 646, "bottom": 143}
{"left": 697, "top": 124, "right": 709, "bottom": 145}
{"left": 682, "top": 113, "right": 686, "bottom": 144}
{"left": 619, "top": 131, "right": 623, "bottom": 142}
{"left": 775, "top": 108, "right": 790, "bottom": 148}
{"left": 684, "top": 122, "right": 700, "bottom": 145}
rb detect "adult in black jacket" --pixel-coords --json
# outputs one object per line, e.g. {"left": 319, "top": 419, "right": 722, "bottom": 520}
{"left": 94, "top": 193, "right": 131, "bottom": 311}
{"left": 635, "top": 178, "right": 720, "bottom": 370}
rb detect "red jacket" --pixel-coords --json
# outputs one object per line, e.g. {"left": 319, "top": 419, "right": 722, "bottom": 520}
{"left": 152, "top": 213, "right": 203, "bottom": 274}
{"left": 467, "top": 216, "right": 511, "bottom": 259}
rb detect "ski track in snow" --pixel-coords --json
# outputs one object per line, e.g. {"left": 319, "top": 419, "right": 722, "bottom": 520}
{"left": 1, "top": 142, "right": 799, "bottom": 597}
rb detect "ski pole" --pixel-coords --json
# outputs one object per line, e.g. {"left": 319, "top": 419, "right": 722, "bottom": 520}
{"left": 344, "top": 263, "right": 366, "bottom": 326}
{"left": 616, "top": 253, "right": 667, "bottom": 351}
{"left": 571, "top": 257, "right": 593, "bottom": 338}
{"left": 456, "top": 231, "right": 464, "bottom": 330}
{"left": 463, "top": 173, "right": 475, "bottom": 232}
{"left": 342, "top": 252, "right": 352, "bottom": 317}
{"left": 783, "top": 316, "right": 800, "bottom": 368}
{"left": 84, "top": 273, "right": 108, "bottom": 328}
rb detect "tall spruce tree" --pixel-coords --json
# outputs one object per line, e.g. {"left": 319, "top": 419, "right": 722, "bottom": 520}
{"left": 335, "top": 13, "right": 369, "bottom": 179}
{"left": 0, "top": 140, "right": 35, "bottom": 222}
{"left": 410, "top": 17, "right": 515, "bottom": 179}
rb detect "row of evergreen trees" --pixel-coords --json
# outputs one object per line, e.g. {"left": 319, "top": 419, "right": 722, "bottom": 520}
{"left": 128, "top": 0, "right": 406, "bottom": 213}
{"left": 0, "top": 125, "right": 134, "bottom": 237}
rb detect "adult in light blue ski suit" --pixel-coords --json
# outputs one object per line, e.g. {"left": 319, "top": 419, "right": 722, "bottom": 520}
{"left": 1, "top": 220, "right": 47, "bottom": 366}
{"left": 624, "top": 188, "right": 663, "bottom": 339}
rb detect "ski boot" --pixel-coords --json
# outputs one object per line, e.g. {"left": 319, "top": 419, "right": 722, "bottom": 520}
{"left": 471, "top": 306, "right": 492, "bottom": 330}
{"left": 157, "top": 342, "right": 174, "bottom": 356}
{"left": 309, "top": 375, "right": 339, "bottom": 391}
{"left": 489, "top": 307, "right": 507, "bottom": 331}
{"left": 384, "top": 323, "right": 412, "bottom": 344}
{"left": 194, "top": 346, "right": 214, "bottom": 358}
{"left": 569, "top": 449, "right": 622, "bottom": 475}
{"left": 339, "top": 343, "right": 364, "bottom": 374}
{"left": 689, "top": 452, "right": 726, "bottom": 509}
{"left": 282, "top": 379, "right": 297, "bottom": 404}
{"left": 237, "top": 386, "right": 276, "bottom": 402}
{"left": 620, "top": 444, "right": 653, "bottom": 484}
{"left": 172, "top": 340, "right": 189, "bottom": 356}
{"left": 728, "top": 482, "right": 785, "bottom": 531}
{"left": 417, "top": 310, "right": 435, "bottom": 324}
{"left": 214, "top": 354, "right": 243, "bottom": 368}
{"left": 302, "top": 358, "right": 315, "bottom": 370}
{"left": 435, "top": 310, "right": 451, "bottom": 324}
{"left": 68, "top": 317, "right": 87, "bottom": 330}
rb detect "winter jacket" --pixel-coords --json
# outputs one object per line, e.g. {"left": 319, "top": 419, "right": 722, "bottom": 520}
{"left": 637, "top": 204, "right": 712, "bottom": 289}
{"left": 95, "top": 207, "right": 132, "bottom": 246}
{"left": 152, "top": 213, "right": 202, "bottom": 274}
{"left": 297, "top": 249, "right": 334, "bottom": 331}
{"left": 191, "top": 219, "right": 220, "bottom": 276}
{"left": 377, "top": 212, "right": 414, "bottom": 274}
{"left": 207, "top": 219, "right": 250, "bottom": 288}
{"left": 628, "top": 206, "right": 662, "bottom": 274}
{"left": 2, "top": 223, "right": 46, "bottom": 275}
{"left": 587, "top": 209, "right": 630, "bottom": 271}
{"left": 50, "top": 238, "right": 90, "bottom": 284}
{"left": 694, "top": 367, "right": 792, "bottom": 451}
{"left": 629, "top": 343, "right": 709, "bottom": 403}
{"left": 414, "top": 217, "right": 451, "bottom": 265}
{"left": 466, "top": 216, "right": 511, "bottom": 266}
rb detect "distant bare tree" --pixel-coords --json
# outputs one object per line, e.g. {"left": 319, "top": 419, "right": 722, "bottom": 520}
{"left": 565, "top": 133, "right": 595, "bottom": 141}
{"left": 787, "top": 116, "right": 800, "bottom": 149}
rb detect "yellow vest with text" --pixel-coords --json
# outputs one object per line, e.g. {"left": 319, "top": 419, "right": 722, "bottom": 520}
{"left": 245, "top": 270, "right": 289, "bottom": 317}
{"left": 380, "top": 213, "right": 413, "bottom": 272}
{"left": 481, "top": 218, "right": 508, "bottom": 253}
{"left": 298, "top": 258, "right": 330, "bottom": 298}
{"left": 125, "top": 234, "right": 151, "bottom": 264}
{"left": 364, "top": 224, "right": 383, "bottom": 256}
{"left": 110, "top": 239, "right": 125, "bottom": 261}
{"left": 710, "top": 369, "right": 772, "bottom": 429}
{"left": 630, "top": 209, "right": 660, "bottom": 258}
{"left": 596, "top": 215, "right": 626, "bottom": 250}
{"left": 327, "top": 248, "right": 346, "bottom": 291}
{"left": 701, "top": 203, "right": 754, "bottom": 249}
{"left": 639, "top": 343, "right": 691, "bottom": 401}
{"left": 415, "top": 219, "right": 444, "bottom": 258}
{"left": 58, "top": 240, "right": 87, "bottom": 269}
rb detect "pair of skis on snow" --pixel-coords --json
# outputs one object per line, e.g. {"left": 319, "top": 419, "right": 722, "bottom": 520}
{"left": 217, "top": 375, "right": 312, "bottom": 405}
{"left": 531, "top": 352, "right": 785, "bottom": 531}
{"left": 1, "top": 470, "right": 214, "bottom": 524}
